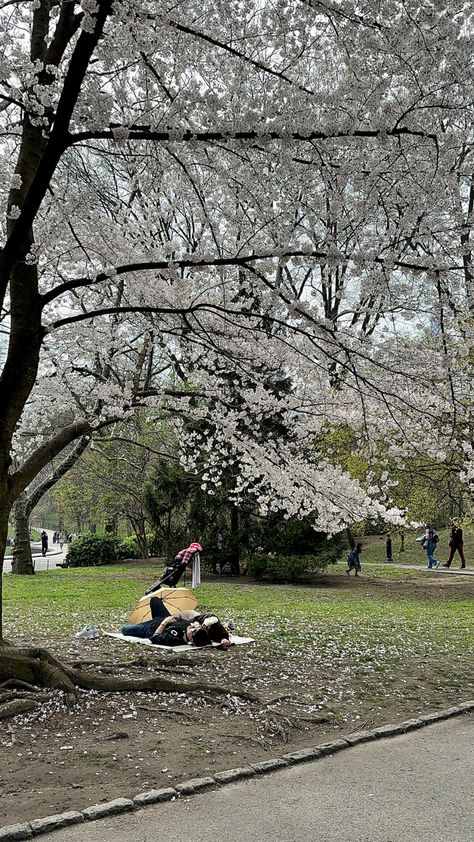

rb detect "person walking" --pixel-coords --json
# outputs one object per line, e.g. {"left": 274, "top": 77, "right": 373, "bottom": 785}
{"left": 422, "top": 524, "right": 439, "bottom": 569}
{"left": 347, "top": 543, "right": 362, "bottom": 576}
{"left": 40, "top": 530, "right": 48, "bottom": 557}
{"left": 442, "top": 521, "right": 466, "bottom": 569}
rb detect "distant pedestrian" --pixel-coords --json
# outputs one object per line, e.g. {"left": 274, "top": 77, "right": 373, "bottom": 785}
{"left": 212, "top": 529, "right": 224, "bottom": 574}
{"left": 442, "top": 521, "right": 466, "bottom": 569}
{"left": 40, "top": 530, "right": 48, "bottom": 557}
{"left": 385, "top": 534, "right": 393, "bottom": 563}
{"left": 59, "top": 532, "right": 65, "bottom": 550}
{"left": 347, "top": 543, "right": 362, "bottom": 576}
{"left": 421, "top": 524, "right": 439, "bottom": 569}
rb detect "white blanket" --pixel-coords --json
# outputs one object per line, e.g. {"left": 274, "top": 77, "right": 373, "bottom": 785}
{"left": 104, "top": 631, "right": 254, "bottom": 651}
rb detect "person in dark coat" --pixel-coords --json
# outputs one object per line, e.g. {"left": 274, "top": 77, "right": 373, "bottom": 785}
{"left": 442, "top": 522, "right": 466, "bottom": 569}
{"left": 121, "top": 597, "right": 210, "bottom": 647}
{"left": 40, "top": 530, "right": 48, "bottom": 557}
{"left": 347, "top": 543, "right": 362, "bottom": 575}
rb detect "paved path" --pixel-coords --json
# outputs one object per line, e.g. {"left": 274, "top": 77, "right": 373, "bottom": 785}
{"left": 363, "top": 561, "right": 473, "bottom": 575}
{"left": 3, "top": 527, "right": 68, "bottom": 572}
{"left": 39, "top": 714, "right": 474, "bottom": 842}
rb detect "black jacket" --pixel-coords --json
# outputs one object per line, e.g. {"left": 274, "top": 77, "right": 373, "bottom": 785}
{"left": 150, "top": 617, "right": 190, "bottom": 646}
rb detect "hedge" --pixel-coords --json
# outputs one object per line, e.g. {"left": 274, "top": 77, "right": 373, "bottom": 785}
{"left": 65, "top": 534, "right": 140, "bottom": 567}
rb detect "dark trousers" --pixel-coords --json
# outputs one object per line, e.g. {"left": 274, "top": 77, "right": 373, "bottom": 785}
{"left": 121, "top": 597, "right": 170, "bottom": 638}
{"left": 446, "top": 545, "right": 466, "bottom": 567}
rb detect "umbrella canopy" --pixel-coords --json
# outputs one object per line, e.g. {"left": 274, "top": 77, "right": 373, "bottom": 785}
{"left": 128, "top": 587, "right": 198, "bottom": 623}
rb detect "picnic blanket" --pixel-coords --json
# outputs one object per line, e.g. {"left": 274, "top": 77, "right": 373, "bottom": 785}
{"left": 104, "top": 631, "right": 254, "bottom": 651}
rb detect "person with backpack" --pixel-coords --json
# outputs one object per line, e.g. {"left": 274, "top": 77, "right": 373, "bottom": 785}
{"left": 347, "top": 543, "right": 362, "bottom": 576}
{"left": 421, "top": 524, "right": 439, "bottom": 569}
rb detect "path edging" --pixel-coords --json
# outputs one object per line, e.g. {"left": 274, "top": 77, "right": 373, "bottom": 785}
{"left": 1, "top": 700, "right": 473, "bottom": 840}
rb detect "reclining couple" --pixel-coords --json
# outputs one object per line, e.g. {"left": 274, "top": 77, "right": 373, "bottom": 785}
{"left": 122, "top": 597, "right": 230, "bottom": 648}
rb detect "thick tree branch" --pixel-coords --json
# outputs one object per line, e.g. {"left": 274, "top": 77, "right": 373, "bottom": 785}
{"left": 41, "top": 249, "right": 328, "bottom": 304}
{"left": 9, "top": 421, "right": 93, "bottom": 499}
{"left": 68, "top": 125, "right": 438, "bottom": 146}
{"left": 25, "top": 434, "right": 91, "bottom": 515}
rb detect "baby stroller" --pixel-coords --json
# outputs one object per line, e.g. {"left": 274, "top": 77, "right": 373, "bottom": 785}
{"left": 144, "top": 542, "right": 202, "bottom": 595}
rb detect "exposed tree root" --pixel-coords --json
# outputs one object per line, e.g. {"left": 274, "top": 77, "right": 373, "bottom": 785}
{"left": 0, "top": 699, "right": 38, "bottom": 719}
{"left": 0, "top": 645, "right": 261, "bottom": 720}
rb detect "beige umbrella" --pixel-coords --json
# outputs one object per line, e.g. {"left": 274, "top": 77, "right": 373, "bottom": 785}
{"left": 128, "top": 587, "right": 198, "bottom": 623}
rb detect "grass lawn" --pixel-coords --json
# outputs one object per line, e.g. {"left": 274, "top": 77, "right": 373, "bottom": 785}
{"left": 3, "top": 561, "right": 473, "bottom": 712}
{"left": 1, "top": 562, "right": 473, "bottom": 826}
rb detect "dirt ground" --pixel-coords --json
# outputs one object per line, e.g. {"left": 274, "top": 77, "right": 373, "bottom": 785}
{"left": 1, "top": 572, "right": 473, "bottom": 827}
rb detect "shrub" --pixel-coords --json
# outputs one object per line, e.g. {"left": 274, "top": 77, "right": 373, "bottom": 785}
{"left": 116, "top": 535, "right": 141, "bottom": 560}
{"left": 65, "top": 534, "right": 120, "bottom": 567}
{"left": 247, "top": 548, "right": 339, "bottom": 583}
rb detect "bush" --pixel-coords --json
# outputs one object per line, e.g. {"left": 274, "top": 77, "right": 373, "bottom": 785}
{"left": 66, "top": 534, "right": 120, "bottom": 567}
{"left": 116, "top": 535, "right": 141, "bottom": 560}
{"left": 247, "top": 548, "right": 340, "bottom": 583}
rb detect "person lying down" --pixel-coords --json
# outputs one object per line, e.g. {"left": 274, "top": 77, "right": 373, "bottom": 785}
{"left": 121, "top": 596, "right": 230, "bottom": 648}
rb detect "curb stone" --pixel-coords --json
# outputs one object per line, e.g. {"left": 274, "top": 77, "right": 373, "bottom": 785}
{"left": 313, "top": 739, "right": 349, "bottom": 756}
{"left": 2, "top": 700, "right": 473, "bottom": 841}
{"left": 344, "top": 729, "right": 377, "bottom": 746}
{"left": 0, "top": 825, "right": 32, "bottom": 841}
{"left": 372, "top": 723, "right": 407, "bottom": 738}
{"left": 175, "top": 777, "right": 215, "bottom": 795}
{"left": 213, "top": 767, "right": 256, "bottom": 783}
{"left": 399, "top": 718, "right": 424, "bottom": 732}
{"left": 81, "top": 798, "right": 135, "bottom": 821}
{"left": 282, "top": 746, "right": 322, "bottom": 764}
{"left": 251, "top": 758, "right": 288, "bottom": 774}
{"left": 133, "top": 787, "right": 177, "bottom": 806}
{"left": 30, "top": 814, "right": 84, "bottom": 836}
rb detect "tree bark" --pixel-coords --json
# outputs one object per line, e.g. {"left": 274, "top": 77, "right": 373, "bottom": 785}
{"left": 0, "top": 497, "right": 10, "bottom": 641}
{"left": 11, "top": 494, "right": 35, "bottom": 575}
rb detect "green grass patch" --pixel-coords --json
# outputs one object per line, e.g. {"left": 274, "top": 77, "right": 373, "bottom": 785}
{"left": 2, "top": 564, "right": 473, "bottom": 720}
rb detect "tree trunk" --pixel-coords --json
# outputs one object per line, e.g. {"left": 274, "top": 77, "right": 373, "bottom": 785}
{"left": 11, "top": 494, "right": 35, "bottom": 575}
{"left": 0, "top": 495, "right": 10, "bottom": 642}
{"left": 230, "top": 504, "right": 241, "bottom": 575}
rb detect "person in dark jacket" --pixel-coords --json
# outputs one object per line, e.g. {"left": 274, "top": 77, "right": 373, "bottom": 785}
{"left": 347, "top": 543, "right": 362, "bottom": 575}
{"left": 121, "top": 597, "right": 210, "bottom": 646}
{"left": 40, "top": 530, "right": 48, "bottom": 557}
{"left": 442, "top": 522, "right": 466, "bottom": 569}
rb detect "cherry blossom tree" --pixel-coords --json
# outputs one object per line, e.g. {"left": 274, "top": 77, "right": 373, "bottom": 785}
{"left": 1, "top": 0, "right": 473, "bottom": 700}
